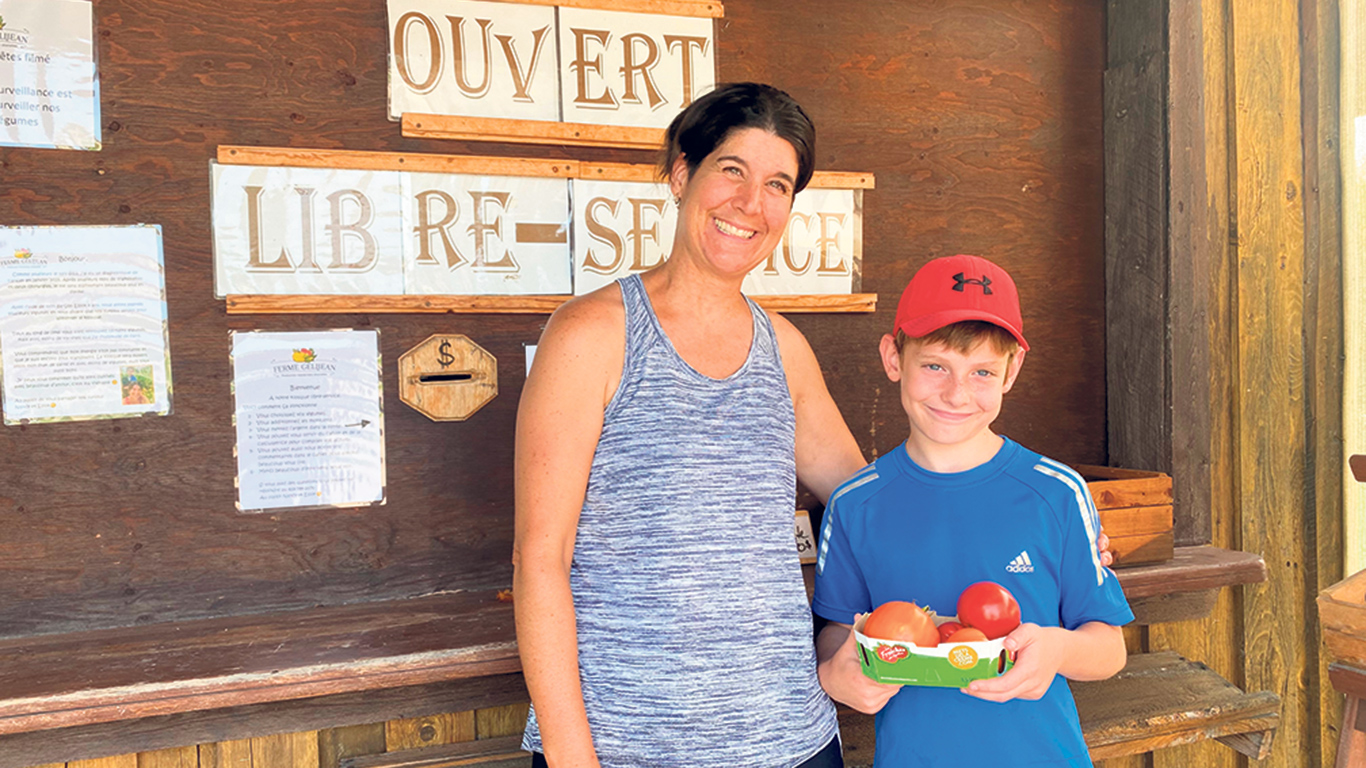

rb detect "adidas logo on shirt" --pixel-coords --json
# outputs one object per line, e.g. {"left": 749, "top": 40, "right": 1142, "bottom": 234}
{"left": 1006, "top": 551, "right": 1035, "bottom": 574}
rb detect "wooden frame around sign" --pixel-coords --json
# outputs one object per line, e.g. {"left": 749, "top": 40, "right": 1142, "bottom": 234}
{"left": 216, "top": 145, "right": 876, "bottom": 315}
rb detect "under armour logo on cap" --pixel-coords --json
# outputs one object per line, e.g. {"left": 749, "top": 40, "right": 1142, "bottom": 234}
{"left": 952, "top": 273, "right": 993, "bottom": 295}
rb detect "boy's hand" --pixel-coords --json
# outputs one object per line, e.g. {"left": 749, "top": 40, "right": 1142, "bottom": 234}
{"left": 961, "top": 623, "right": 1067, "bottom": 703}
{"left": 816, "top": 617, "right": 903, "bottom": 714}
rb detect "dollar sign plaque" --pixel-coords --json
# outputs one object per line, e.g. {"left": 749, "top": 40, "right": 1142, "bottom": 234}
{"left": 398, "top": 335, "right": 497, "bottom": 421}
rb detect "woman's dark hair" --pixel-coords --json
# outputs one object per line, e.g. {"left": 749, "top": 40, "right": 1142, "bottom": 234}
{"left": 659, "top": 82, "right": 816, "bottom": 194}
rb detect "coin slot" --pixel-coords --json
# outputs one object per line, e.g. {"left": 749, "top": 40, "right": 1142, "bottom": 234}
{"left": 419, "top": 372, "right": 474, "bottom": 383}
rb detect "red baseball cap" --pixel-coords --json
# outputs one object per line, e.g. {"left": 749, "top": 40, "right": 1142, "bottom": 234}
{"left": 892, "top": 254, "right": 1029, "bottom": 351}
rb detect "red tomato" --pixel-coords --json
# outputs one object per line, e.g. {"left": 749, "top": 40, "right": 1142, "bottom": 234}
{"left": 944, "top": 626, "right": 989, "bottom": 643}
{"left": 936, "top": 621, "right": 963, "bottom": 642}
{"left": 956, "top": 582, "right": 1021, "bottom": 639}
{"left": 863, "top": 601, "right": 940, "bottom": 648}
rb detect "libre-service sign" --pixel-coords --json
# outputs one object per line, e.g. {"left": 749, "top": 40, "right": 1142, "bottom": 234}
{"left": 0, "top": 0, "right": 100, "bottom": 150}
{"left": 211, "top": 162, "right": 862, "bottom": 297}
{"left": 387, "top": 0, "right": 715, "bottom": 129}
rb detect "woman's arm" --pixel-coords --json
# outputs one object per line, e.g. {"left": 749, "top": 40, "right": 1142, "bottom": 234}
{"left": 513, "top": 295, "right": 623, "bottom": 768}
{"left": 770, "top": 314, "right": 867, "bottom": 503}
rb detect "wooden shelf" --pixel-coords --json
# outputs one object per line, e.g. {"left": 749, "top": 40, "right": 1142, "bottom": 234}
{"left": 1113, "top": 545, "right": 1267, "bottom": 600}
{"left": 402, "top": 114, "right": 666, "bottom": 151}
{"left": 224, "top": 293, "right": 878, "bottom": 315}
{"left": 0, "top": 590, "right": 517, "bottom": 740}
{"left": 836, "top": 652, "right": 1279, "bottom": 766}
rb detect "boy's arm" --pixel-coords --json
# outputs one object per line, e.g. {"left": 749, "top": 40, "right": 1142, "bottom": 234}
{"left": 816, "top": 620, "right": 903, "bottom": 713}
{"left": 962, "top": 621, "right": 1126, "bottom": 703}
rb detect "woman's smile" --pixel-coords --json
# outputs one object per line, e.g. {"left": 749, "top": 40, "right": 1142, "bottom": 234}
{"left": 714, "top": 217, "right": 758, "bottom": 239}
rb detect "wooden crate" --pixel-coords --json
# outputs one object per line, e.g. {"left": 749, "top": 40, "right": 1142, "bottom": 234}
{"left": 1073, "top": 465, "right": 1174, "bottom": 568}
{"left": 1319, "top": 568, "right": 1366, "bottom": 668}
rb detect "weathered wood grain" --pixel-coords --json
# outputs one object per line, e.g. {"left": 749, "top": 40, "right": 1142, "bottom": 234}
{"left": 346, "top": 735, "right": 529, "bottom": 768}
{"left": 1232, "top": 2, "right": 1312, "bottom": 766}
{"left": 1150, "top": 0, "right": 1240, "bottom": 765}
{"left": 135, "top": 745, "right": 197, "bottom": 768}
{"left": 0, "top": 592, "right": 517, "bottom": 735}
{"left": 385, "top": 712, "right": 476, "bottom": 750}
{"left": 1301, "top": 0, "right": 1347, "bottom": 760}
{"left": 319, "top": 724, "right": 388, "bottom": 768}
{"left": 251, "top": 731, "right": 321, "bottom": 768}
{"left": 473, "top": 704, "right": 530, "bottom": 740}
{"left": 0, "top": 676, "right": 528, "bottom": 768}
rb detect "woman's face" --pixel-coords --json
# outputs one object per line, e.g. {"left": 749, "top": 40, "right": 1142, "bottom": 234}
{"left": 669, "top": 127, "right": 799, "bottom": 278}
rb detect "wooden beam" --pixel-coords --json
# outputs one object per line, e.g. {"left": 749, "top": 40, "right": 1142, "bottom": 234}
{"left": 491, "top": 0, "right": 724, "bottom": 18}
{"left": 224, "top": 294, "right": 878, "bottom": 315}
{"left": 1231, "top": 1, "right": 1311, "bottom": 764}
{"left": 1301, "top": 0, "right": 1347, "bottom": 761}
{"left": 401, "top": 115, "right": 665, "bottom": 151}
{"left": 216, "top": 147, "right": 579, "bottom": 178}
{"left": 1104, "top": 0, "right": 1170, "bottom": 478}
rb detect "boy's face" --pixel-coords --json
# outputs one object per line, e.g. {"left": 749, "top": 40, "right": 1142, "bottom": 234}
{"left": 879, "top": 333, "right": 1025, "bottom": 451}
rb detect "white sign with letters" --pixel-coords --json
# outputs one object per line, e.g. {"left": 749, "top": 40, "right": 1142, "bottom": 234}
{"left": 387, "top": 0, "right": 558, "bottom": 122}
{"left": 212, "top": 163, "right": 863, "bottom": 298}
{"left": 386, "top": 0, "right": 715, "bottom": 129}
{"left": 402, "top": 172, "right": 571, "bottom": 295}
{"left": 556, "top": 7, "right": 713, "bottom": 129}
{"left": 571, "top": 180, "right": 861, "bottom": 296}
{"left": 212, "top": 164, "right": 406, "bottom": 297}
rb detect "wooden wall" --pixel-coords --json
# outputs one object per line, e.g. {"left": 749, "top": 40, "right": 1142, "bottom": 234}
{"left": 2, "top": 0, "right": 1111, "bottom": 764}
{"left": 0, "top": 0, "right": 1106, "bottom": 637}
{"left": 1105, "top": 0, "right": 1347, "bottom": 766}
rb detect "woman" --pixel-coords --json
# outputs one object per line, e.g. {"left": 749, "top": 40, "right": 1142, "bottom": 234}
{"left": 514, "top": 83, "right": 859, "bottom": 768}
{"left": 513, "top": 83, "right": 1111, "bottom": 767}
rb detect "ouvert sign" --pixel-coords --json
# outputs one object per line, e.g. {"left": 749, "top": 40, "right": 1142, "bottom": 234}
{"left": 386, "top": 0, "right": 716, "bottom": 129}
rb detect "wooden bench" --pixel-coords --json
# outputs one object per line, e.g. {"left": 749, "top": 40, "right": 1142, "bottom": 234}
{"left": 0, "top": 547, "right": 1270, "bottom": 768}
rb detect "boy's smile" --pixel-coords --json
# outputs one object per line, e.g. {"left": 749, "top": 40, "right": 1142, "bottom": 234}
{"left": 879, "top": 334, "right": 1025, "bottom": 472}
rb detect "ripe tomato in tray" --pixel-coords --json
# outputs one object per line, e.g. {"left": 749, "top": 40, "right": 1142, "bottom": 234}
{"left": 956, "top": 581, "right": 1021, "bottom": 639}
{"left": 863, "top": 600, "right": 939, "bottom": 648}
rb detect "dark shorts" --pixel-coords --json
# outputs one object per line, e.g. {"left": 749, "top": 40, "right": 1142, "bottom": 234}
{"left": 530, "top": 733, "right": 843, "bottom": 768}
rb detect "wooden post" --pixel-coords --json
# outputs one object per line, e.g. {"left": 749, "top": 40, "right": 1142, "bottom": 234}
{"left": 1232, "top": 2, "right": 1312, "bottom": 766}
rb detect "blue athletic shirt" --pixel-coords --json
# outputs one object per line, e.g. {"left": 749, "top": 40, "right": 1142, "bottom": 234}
{"left": 812, "top": 437, "right": 1133, "bottom": 767}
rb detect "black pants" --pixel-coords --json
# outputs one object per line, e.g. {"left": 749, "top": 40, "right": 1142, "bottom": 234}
{"left": 531, "top": 734, "right": 843, "bottom": 768}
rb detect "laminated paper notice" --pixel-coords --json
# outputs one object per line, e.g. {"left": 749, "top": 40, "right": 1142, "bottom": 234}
{"left": 231, "top": 329, "right": 385, "bottom": 513}
{"left": 0, "top": 0, "right": 101, "bottom": 150}
{"left": 0, "top": 225, "right": 171, "bottom": 424}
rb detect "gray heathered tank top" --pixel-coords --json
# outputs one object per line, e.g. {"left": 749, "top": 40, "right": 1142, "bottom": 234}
{"left": 522, "top": 274, "right": 838, "bottom": 767}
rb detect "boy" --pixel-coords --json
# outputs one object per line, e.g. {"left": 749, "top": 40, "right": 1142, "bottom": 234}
{"left": 812, "top": 254, "right": 1132, "bottom": 767}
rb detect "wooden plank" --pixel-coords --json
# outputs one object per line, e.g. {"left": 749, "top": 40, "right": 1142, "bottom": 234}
{"left": 216, "top": 146, "right": 580, "bottom": 178}
{"left": 347, "top": 735, "right": 530, "bottom": 768}
{"left": 1097, "top": 505, "right": 1173, "bottom": 537}
{"left": 1074, "top": 651, "right": 1280, "bottom": 760}
{"left": 1302, "top": 0, "right": 1347, "bottom": 758}
{"left": 252, "top": 731, "right": 320, "bottom": 768}
{"left": 224, "top": 294, "right": 879, "bottom": 315}
{"left": 1106, "top": 532, "right": 1174, "bottom": 568}
{"left": 199, "top": 740, "right": 253, "bottom": 768}
{"left": 1152, "top": 0, "right": 1239, "bottom": 764}
{"left": 1128, "top": 589, "right": 1218, "bottom": 625}
{"left": 1104, "top": 0, "right": 1171, "bottom": 478}
{"left": 385, "top": 712, "right": 476, "bottom": 750}
{"left": 402, "top": 115, "right": 665, "bottom": 151}
{"left": 474, "top": 704, "right": 529, "bottom": 740}
{"left": 69, "top": 758, "right": 137, "bottom": 768}
{"left": 1074, "top": 465, "right": 1172, "bottom": 509}
{"left": 487, "top": 0, "right": 723, "bottom": 19}
{"left": 136, "top": 746, "right": 197, "bottom": 768}
{"left": 1232, "top": 2, "right": 1311, "bottom": 766}
{"left": 0, "top": 675, "right": 528, "bottom": 768}
{"left": 319, "top": 724, "right": 388, "bottom": 768}
{"left": 0, "top": 592, "right": 518, "bottom": 735}
{"left": 1113, "top": 546, "right": 1266, "bottom": 599}
{"left": 575, "top": 162, "right": 875, "bottom": 189}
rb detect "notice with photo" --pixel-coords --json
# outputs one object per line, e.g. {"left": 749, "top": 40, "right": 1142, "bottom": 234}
{"left": 0, "top": 0, "right": 100, "bottom": 150}
{"left": 0, "top": 225, "right": 171, "bottom": 424}
{"left": 231, "top": 329, "right": 385, "bottom": 513}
